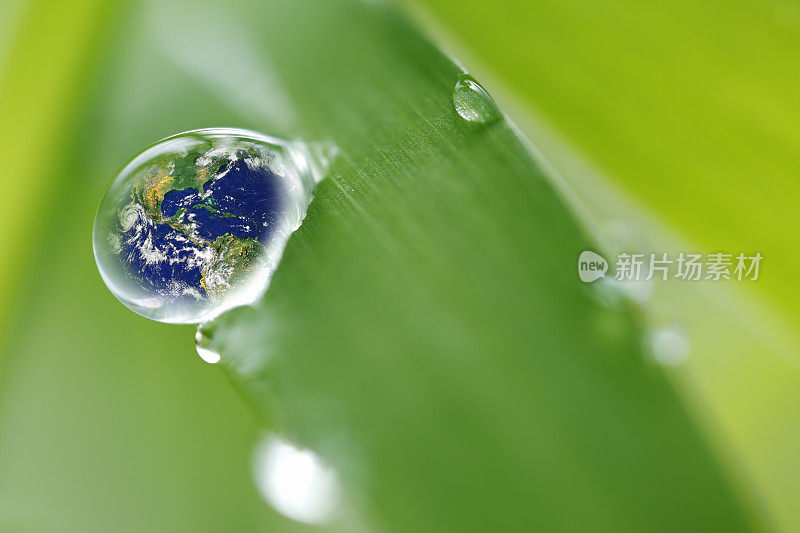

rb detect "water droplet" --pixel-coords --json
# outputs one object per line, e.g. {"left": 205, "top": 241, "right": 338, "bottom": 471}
{"left": 253, "top": 434, "right": 341, "bottom": 525}
{"left": 93, "top": 128, "right": 331, "bottom": 324}
{"left": 613, "top": 277, "right": 653, "bottom": 304}
{"left": 588, "top": 277, "right": 626, "bottom": 308}
{"left": 586, "top": 276, "right": 652, "bottom": 308}
{"left": 647, "top": 324, "right": 690, "bottom": 367}
{"left": 594, "top": 221, "right": 654, "bottom": 304}
{"left": 194, "top": 326, "right": 221, "bottom": 364}
{"left": 452, "top": 74, "right": 501, "bottom": 125}
{"left": 195, "top": 345, "right": 221, "bottom": 364}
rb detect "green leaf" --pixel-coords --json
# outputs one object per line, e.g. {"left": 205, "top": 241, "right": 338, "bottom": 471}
{"left": 0, "top": 0, "right": 760, "bottom": 530}
{"left": 189, "top": 0, "right": 757, "bottom": 530}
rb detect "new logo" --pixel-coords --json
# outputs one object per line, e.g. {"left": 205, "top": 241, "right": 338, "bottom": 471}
{"left": 578, "top": 251, "right": 608, "bottom": 282}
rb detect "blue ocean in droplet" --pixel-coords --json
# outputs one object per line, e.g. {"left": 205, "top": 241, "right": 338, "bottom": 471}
{"left": 120, "top": 158, "right": 286, "bottom": 300}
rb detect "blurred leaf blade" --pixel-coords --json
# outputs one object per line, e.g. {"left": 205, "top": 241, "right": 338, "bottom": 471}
{"left": 0, "top": 0, "right": 118, "bottom": 353}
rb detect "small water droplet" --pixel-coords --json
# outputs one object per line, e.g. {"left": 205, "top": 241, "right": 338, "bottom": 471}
{"left": 93, "top": 128, "right": 333, "bottom": 324}
{"left": 593, "top": 221, "right": 654, "bottom": 304}
{"left": 195, "top": 326, "right": 221, "bottom": 364}
{"left": 588, "top": 277, "right": 626, "bottom": 308}
{"left": 615, "top": 278, "right": 653, "bottom": 304}
{"left": 195, "top": 345, "right": 221, "bottom": 364}
{"left": 253, "top": 434, "right": 341, "bottom": 525}
{"left": 647, "top": 324, "right": 690, "bottom": 367}
{"left": 452, "top": 74, "right": 501, "bottom": 125}
{"left": 586, "top": 276, "right": 652, "bottom": 308}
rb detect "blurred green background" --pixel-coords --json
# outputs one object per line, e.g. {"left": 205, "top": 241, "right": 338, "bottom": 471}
{"left": 1, "top": 0, "right": 798, "bottom": 531}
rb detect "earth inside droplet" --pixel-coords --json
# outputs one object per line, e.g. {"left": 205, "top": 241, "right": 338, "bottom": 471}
{"left": 93, "top": 128, "right": 320, "bottom": 324}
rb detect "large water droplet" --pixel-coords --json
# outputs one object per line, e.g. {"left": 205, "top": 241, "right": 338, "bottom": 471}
{"left": 452, "top": 74, "right": 501, "bottom": 125}
{"left": 93, "top": 128, "right": 328, "bottom": 324}
{"left": 647, "top": 324, "right": 690, "bottom": 367}
{"left": 253, "top": 434, "right": 341, "bottom": 525}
